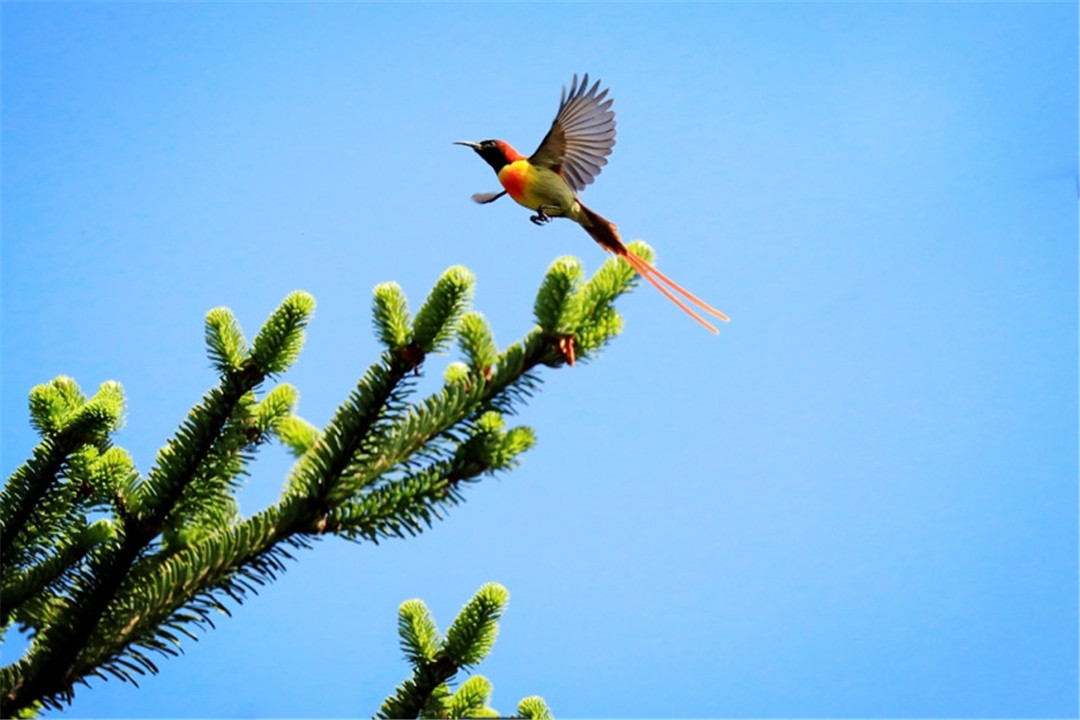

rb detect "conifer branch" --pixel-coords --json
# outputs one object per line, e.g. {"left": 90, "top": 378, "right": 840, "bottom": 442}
{"left": 2, "top": 295, "right": 313, "bottom": 712}
{"left": 2, "top": 247, "right": 651, "bottom": 715}
{"left": 378, "top": 583, "right": 548, "bottom": 719}
{"left": 0, "top": 379, "right": 124, "bottom": 566}
{"left": 1, "top": 520, "right": 114, "bottom": 627}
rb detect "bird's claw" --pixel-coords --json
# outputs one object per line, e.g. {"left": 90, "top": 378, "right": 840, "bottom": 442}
{"left": 530, "top": 207, "right": 553, "bottom": 225}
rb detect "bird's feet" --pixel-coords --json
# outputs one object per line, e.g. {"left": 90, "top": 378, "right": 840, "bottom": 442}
{"left": 530, "top": 206, "right": 554, "bottom": 225}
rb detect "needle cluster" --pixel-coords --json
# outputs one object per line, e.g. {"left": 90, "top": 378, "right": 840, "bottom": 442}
{"left": 377, "top": 583, "right": 552, "bottom": 719}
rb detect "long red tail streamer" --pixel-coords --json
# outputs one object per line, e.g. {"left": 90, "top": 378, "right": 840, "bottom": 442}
{"left": 620, "top": 250, "right": 728, "bottom": 334}
{"left": 577, "top": 202, "right": 729, "bottom": 333}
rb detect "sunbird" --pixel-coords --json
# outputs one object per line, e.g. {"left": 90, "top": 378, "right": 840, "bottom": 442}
{"left": 456, "top": 73, "right": 729, "bottom": 333}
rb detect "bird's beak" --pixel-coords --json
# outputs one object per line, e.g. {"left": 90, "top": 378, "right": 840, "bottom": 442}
{"left": 454, "top": 141, "right": 481, "bottom": 150}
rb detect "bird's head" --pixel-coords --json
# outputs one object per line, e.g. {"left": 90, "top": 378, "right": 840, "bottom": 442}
{"left": 454, "top": 139, "right": 524, "bottom": 173}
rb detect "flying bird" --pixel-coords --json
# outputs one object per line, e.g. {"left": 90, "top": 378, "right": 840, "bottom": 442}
{"left": 456, "top": 73, "right": 729, "bottom": 333}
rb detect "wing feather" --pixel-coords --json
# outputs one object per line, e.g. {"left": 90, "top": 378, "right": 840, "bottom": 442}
{"left": 529, "top": 73, "right": 617, "bottom": 193}
{"left": 471, "top": 190, "right": 506, "bottom": 204}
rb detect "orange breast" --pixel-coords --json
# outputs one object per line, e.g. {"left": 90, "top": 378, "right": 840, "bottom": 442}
{"left": 497, "top": 160, "right": 534, "bottom": 208}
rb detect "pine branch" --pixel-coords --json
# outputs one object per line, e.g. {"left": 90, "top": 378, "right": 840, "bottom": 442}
{"left": 326, "top": 415, "right": 535, "bottom": 543}
{"left": 2, "top": 294, "right": 314, "bottom": 713}
{"left": 2, "top": 378, "right": 262, "bottom": 711}
{"left": 0, "top": 380, "right": 124, "bottom": 568}
{"left": 517, "top": 696, "right": 554, "bottom": 720}
{"left": 80, "top": 505, "right": 303, "bottom": 683}
{"left": 279, "top": 351, "right": 418, "bottom": 525}
{"left": 378, "top": 583, "right": 548, "bottom": 719}
{"left": 2, "top": 247, "right": 648, "bottom": 715}
{"left": 1, "top": 520, "right": 114, "bottom": 627}
{"left": 377, "top": 584, "right": 508, "bottom": 719}
{"left": 449, "top": 675, "right": 496, "bottom": 719}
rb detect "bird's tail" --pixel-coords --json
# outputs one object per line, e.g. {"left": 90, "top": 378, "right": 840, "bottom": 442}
{"left": 576, "top": 202, "right": 730, "bottom": 333}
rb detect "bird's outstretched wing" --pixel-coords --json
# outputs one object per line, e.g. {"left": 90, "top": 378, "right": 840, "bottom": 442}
{"left": 529, "top": 73, "right": 616, "bottom": 193}
{"left": 471, "top": 191, "right": 506, "bottom": 204}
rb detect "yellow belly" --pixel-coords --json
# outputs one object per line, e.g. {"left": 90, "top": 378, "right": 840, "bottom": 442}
{"left": 498, "top": 161, "right": 577, "bottom": 216}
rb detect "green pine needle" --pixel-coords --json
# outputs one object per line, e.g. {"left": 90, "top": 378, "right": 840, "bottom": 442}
{"left": 534, "top": 256, "right": 585, "bottom": 333}
{"left": 412, "top": 266, "right": 475, "bottom": 354}
{"left": 449, "top": 675, "right": 495, "bottom": 718}
{"left": 249, "top": 290, "right": 315, "bottom": 375}
{"left": 66, "top": 381, "right": 125, "bottom": 442}
{"left": 28, "top": 376, "right": 86, "bottom": 437}
{"left": 205, "top": 307, "right": 248, "bottom": 373}
{"left": 274, "top": 415, "right": 321, "bottom": 458}
{"left": 517, "top": 695, "right": 554, "bottom": 720}
{"left": 442, "top": 582, "right": 508, "bottom": 667}
{"left": 398, "top": 599, "right": 442, "bottom": 663}
{"left": 255, "top": 384, "right": 300, "bottom": 432}
{"left": 373, "top": 282, "right": 413, "bottom": 349}
{"left": 457, "top": 312, "right": 498, "bottom": 372}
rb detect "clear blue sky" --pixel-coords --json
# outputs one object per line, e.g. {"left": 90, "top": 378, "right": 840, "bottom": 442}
{"left": 3, "top": 3, "right": 1077, "bottom": 718}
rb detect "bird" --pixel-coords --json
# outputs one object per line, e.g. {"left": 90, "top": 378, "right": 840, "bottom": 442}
{"left": 455, "top": 73, "right": 729, "bottom": 333}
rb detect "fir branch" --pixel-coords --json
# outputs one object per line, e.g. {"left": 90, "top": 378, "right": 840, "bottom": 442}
{"left": 204, "top": 307, "right": 248, "bottom": 374}
{"left": 78, "top": 505, "right": 301, "bottom": 684}
{"left": 442, "top": 583, "right": 507, "bottom": 667}
{"left": 373, "top": 282, "right": 413, "bottom": 350}
{"left": 398, "top": 599, "right": 442, "bottom": 664}
{"left": 2, "top": 295, "right": 308, "bottom": 714}
{"left": 457, "top": 312, "right": 499, "bottom": 374}
{"left": 412, "top": 265, "right": 474, "bottom": 354}
{"left": 1, "top": 520, "right": 114, "bottom": 628}
{"left": 534, "top": 256, "right": 586, "bottom": 333}
{"left": 3, "top": 252, "right": 640, "bottom": 715}
{"left": 248, "top": 291, "right": 315, "bottom": 376}
{"left": 135, "top": 382, "right": 262, "bottom": 527}
{"left": 377, "top": 583, "right": 532, "bottom": 720}
{"left": 335, "top": 379, "right": 487, "bottom": 500}
{"left": 377, "top": 657, "right": 460, "bottom": 720}
{"left": 274, "top": 414, "right": 321, "bottom": 458}
{"left": 281, "top": 351, "right": 414, "bottom": 508}
{"left": 449, "top": 675, "right": 496, "bottom": 718}
{"left": 517, "top": 695, "right": 554, "bottom": 720}
{"left": 0, "top": 380, "right": 124, "bottom": 567}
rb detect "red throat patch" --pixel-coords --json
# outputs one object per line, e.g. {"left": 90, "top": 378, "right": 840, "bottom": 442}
{"left": 494, "top": 140, "right": 526, "bottom": 163}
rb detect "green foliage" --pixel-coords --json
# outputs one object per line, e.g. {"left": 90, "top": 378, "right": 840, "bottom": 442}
{"left": 0, "top": 376, "right": 127, "bottom": 622}
{"left": 532, "top": 243, "right": 653, "bottom": 364}
{"left": 412, "top": 265, "right": 474, "bottom": 354}
{"left": 255, "top": 383, "right": 300, "bottom": 432}
{"left": 518, "top": 695, "right": 555, "bottom": 720}
{"left": 378, "top": 584, "right": 548, "bottom": 719}
{"left": 443, "top": 361, "right": 472, "bottom": 384}
{"left": 458, "top": 312, "right": 499, "bottom": 373}
{"left": 450, "top": 675, "right": 497, "bottom": 718}
{"left": 443, "top": 582, "right": 508, "bottom": 667}
{"left": 534, "top": 256, "right": 586, "bottom": 333}
{"left": 249, "top": 290, "right": 315, "bottom": 375}
{"left": 373, "top": 281, "right": 412, "bottom": 349}
{"left": 1, "top": 253, "right": 640, "bottom": 715}
{"left": 399, "top": 599, "right": 441, "bottom": 664}
{"left": 275, "top": 415, "right": 321, "bottom": 458}
{"left": 27, "top": 376, "right": 84, "bottom": 437}
{"left": 23, "top": 376, "right": 125, "bottom": 444}
{"left": 1, "top": 519, "right": 114, "bottom": 628}
{"left": 205, "top": 307, "right": 248, "bottom": 373}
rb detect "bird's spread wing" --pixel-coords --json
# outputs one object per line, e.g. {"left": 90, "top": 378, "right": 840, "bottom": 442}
{"left": 529, "top": 73, "right": 616, "bottom": 193}
{"left": 471, "top": 191, "right": 506, "bottom": 204}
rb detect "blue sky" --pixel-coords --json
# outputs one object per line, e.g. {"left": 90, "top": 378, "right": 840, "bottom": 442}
{"left": 2, "top": 3, "right": 1077, "bottom": 718}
